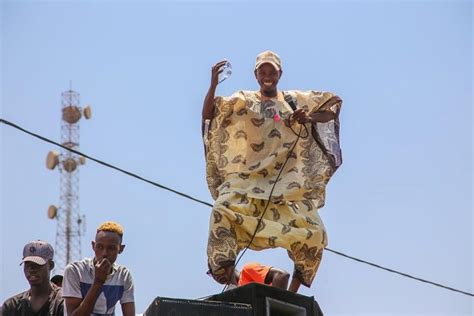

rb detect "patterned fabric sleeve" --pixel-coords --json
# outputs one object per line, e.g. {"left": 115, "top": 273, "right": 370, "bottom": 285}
{"left": 205, "top": 93, "right": 245, "bottom": 200}
{"left": 202, "top": 96, "right": 224, "bottom": 148}
{"left": 204, "top": 97, "right": 222, "bottom": 200}
{"left": 62, "top": 263, "right": 82, "bottom": 299}
{"left": 313, "top": 117, "right": 342, "bottom": 170}
{"left": 119, "top": 268, "right": 135, "bottom": 304}
{"left": 308, "top": 92, "right": 343, "bottom": 172}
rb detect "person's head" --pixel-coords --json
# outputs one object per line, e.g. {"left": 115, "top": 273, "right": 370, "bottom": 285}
{"left": 92, "top": 221, "right": 125, "bottom": 265}
{"left": 254, "top": 50, "right": 283, "bottom": 97}
{"left": 50, "top": 274, "right": 63, "bottom": 287}
{"left": 21, "top": 240, "right": 55, "bottom": 287}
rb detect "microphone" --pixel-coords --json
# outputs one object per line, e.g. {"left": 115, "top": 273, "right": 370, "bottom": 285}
{"left": 283, "top": 94, "right": 298, "bottom": 112}
{"left": 284, "top": 93, "right": 309, "bottom": 138}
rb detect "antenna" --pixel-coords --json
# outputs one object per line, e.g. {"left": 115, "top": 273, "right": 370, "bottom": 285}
{"left": 46, "top": 86, "right": 92, "bottom": 273}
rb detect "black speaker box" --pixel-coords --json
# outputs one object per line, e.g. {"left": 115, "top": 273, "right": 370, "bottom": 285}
{"left": 207, "top": 283, "right": 323, "bottom": 316}
{"left": 144, "top": 296, "right": 253, "bottom": 316}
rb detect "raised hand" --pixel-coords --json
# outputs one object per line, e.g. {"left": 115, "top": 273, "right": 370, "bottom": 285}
{"left": 210, "top": 60, "right": 228, "bottom": 88}
{"left": 292, "top": 106, "right": 339, "bottom": 124}
{"left": 94, "top": 258, "right": 111, "bottom": 284}
{"left": 292, "top": 108, "right": 312, "bottom": 124}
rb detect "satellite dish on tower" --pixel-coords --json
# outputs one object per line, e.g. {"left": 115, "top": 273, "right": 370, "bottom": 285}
{"left": 83, "top": 105, "right": 92, "bottom": 119}
{"left": 46, "top": 151, "right": 59, "bottom": 170}
{"left": 62, "top": 106, "right": 82, "bottom": 124}
{"left": 47, "top": 205, "right": 57, "bottom": 219}
{"left": 62, "top": 158, "right": 78, "bottom": 173}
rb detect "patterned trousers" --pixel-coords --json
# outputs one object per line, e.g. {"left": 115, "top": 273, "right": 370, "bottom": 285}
{"left": 207, "top": 192, "right": 327, "bottom": 287}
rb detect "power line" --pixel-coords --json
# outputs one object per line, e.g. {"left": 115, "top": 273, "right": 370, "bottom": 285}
{"left": 325, "top": 248, "right": 473, "bottom": 297}
{"left": 0, "top": 118, "right": 212, "bottom": 208}
{"left": 1, "top": 118, "right": 472, "bottom": 298}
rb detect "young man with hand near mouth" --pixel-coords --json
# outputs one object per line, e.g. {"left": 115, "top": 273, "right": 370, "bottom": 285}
{"left": 1, "top": 240, "right": 64, "bottom": 316}
{"left": 62, "top": 221, "right": 135, "bottom": 316}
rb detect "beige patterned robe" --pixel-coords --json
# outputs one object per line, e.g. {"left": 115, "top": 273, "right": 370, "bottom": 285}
{"left": 204, "top": 90, "right": 342, "bottom": 287}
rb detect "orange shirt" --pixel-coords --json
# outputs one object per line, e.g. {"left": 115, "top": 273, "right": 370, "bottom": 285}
{"left": 238, "top": 262, "right": 271, "bottom": 286}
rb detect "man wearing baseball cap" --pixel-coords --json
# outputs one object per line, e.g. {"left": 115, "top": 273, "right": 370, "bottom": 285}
{"left": 202, "top": 51, "right": 343, "bottom": 292}
{"left": 1, "top": 240, "right": 64, "bottom": 316}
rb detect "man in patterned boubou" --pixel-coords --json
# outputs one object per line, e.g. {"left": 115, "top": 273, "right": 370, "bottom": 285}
{"left": 202, "top": 51, "right": 342, "bottom": 292}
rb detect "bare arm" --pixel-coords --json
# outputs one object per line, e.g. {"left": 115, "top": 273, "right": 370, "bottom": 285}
{"left": 311, "top": 95, "right": 342, "bottom": 123}
{"left": 66, "top": 259, "right": 111, "bottom": 316}
{"left": 310, "top": 110, "right": 338, "bottom": 123}
{"left": 288, "top": 276, "right": 302, "bottom": 293}
{"left": 65, "top": 289, "right": 100, "bottom": 316}
{"left": 121, "top": 302, "right": 135, "bottom": 316}
{"left": 202, "top": 83, "right": 217, "bottom": 121}
{"left": 292, "top": 96, "right": 342, "bottom": 124}
{"left": 202, "top": 60, "right": 227, "bottom": 128}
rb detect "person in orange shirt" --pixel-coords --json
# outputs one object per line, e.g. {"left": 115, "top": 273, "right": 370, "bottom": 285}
{"left": 210, "top": 262, "right": 291, "bottom": 291}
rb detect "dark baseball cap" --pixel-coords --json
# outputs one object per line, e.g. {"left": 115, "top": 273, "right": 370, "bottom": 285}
{"left": 21, "top": 240, "right": 54, "bottom": 265}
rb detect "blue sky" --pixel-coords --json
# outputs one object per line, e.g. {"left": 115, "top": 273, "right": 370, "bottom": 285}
{"left": 1, "top": 1, "right": 472, "bottom": 315}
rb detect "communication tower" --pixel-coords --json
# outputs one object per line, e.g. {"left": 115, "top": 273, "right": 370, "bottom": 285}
{"left": 46, "top": 88, "right": 92, "bottom": 272}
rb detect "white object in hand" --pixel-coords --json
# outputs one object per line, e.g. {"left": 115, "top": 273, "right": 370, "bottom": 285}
{"left": 218, "top": 61, "right": 232, "bottom": 83}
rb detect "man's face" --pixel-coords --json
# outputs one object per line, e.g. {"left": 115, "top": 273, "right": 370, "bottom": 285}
{"left": 92, "top": 231, "right": 124, "bottom": 265}
{"left": 23, "top": 261, "right": 51, "bottom": 287}
{"left": 255, "top": 63, "right": 282, "bottom": 97}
